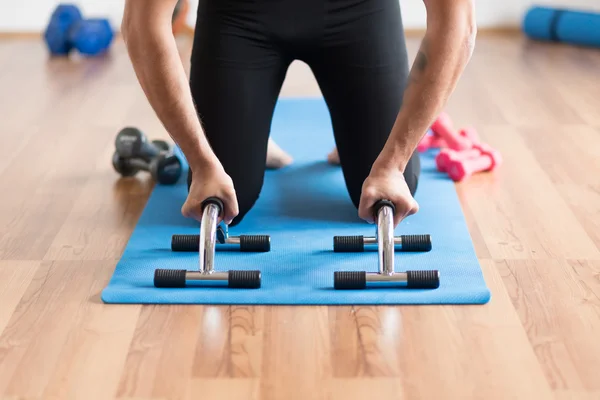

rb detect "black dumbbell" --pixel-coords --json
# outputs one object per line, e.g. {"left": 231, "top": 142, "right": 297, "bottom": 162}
{"left": 151, "top": 140, "right": 170, "bottom": 152}
{"left": 333, "top": 199, "right": 439, "bottom": 290}
{"left": 154, "top": 197, "right": 262, "bottom": 289}
{"left": 115, "top": 127, "right": 171, "bottom": 162}
{"left": 112, "top": 151, "right": 182, "bottom": 185}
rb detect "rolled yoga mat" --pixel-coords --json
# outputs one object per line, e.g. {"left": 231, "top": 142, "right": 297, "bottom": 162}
{"left": 101, "top": 98, "right": 491, "bottom": 305}
{"left": 523, "top": 6, "right": 600, "bottom": 48}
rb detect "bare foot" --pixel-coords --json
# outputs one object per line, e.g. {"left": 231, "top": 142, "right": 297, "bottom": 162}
{"left": 327, "top": 147, "right": 340, "bottom": 165}
{"left": 266, "top": 138, "right": 293, "bottom": 169}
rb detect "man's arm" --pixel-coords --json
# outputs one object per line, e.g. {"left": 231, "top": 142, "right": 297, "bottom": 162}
{"left": 358, "top": 0, "right": 476, "bottom": 226}
{"left": 121, "top": 0, "right": 218, "bottom": 171}
{"left": 121, "top": 0, "right": 239, "bottom": 224}
{"left": 375, "top": 0, "right": 476, "bottom": 171}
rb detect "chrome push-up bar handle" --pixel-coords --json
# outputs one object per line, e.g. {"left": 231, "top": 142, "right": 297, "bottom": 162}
{"left": 154, "top": 197, "right": 262, "bottom": 289}
{"left": 333, "top": 200, "right": 439, "bottom": 290}
{"left": 170, "top": 221, "right": 270, "bottom": 252}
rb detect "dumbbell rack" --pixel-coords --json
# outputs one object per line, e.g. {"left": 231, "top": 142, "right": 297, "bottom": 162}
{"left": 153, "top": 198, "right": 264, "bottom": 289}
{"left": 333, "top": 200, "right": 440, "bottom": 290}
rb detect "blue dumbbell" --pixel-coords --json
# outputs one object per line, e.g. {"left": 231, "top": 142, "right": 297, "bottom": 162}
{"left": 69, "top": 19, "right": 114, "bottom": 56}
{"left": 43, "top": 4, "right": 83, "bottom": 56}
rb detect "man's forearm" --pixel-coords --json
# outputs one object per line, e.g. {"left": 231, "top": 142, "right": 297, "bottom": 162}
{"left": 123, "top": 21, "right": 216, "bottom": 170}
{"left": 377, "top": 1, "right": 476, "bottom": 171}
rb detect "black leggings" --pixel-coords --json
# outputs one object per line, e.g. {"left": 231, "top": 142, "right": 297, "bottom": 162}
{"left": 188, "top": 0, "right": 420, "bottom": 226}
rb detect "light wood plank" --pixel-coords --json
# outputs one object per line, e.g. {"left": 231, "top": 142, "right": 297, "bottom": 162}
{"left": 0, "top": 261, "right": 109, "bottom": 398}
{"left": 0, "top": 61, "right": 125, "bottom": 260}
{"left": 456, "top": 187, "right": 492, "bottom": 259}
{"left": 527, "top": 43, "right": 600, "bottom": 127}
{"left": 192, "top": 306, "right": 264, "bottom": 378}
{"left": 557, "top": 184, "right": 600, "bottom": 250}
{"left": 43, "top": 130, "right": 153, "bottom": 261}
{"left": 517, "top": 124, "right": 600, "bottom": 250}
{"left": 116, "top": 305, "right": 203, "bottom": 400}
{"left": 187, "top": 379, "right": 259, "bottom": 400}
{"left": 260, "top": 306, "right": 331, "bottom": 400}
{"left": 39, "top": 263, "right": 140, "bottom": 400}
{"left": 462, "top": 125, "right": 599, "bottom": 260}
{"left": 394, "top": 261, "right": 553, "bottom": 400}
{"left": 0, "top": 127, "right": 113, "bottom": 260}
{"left": 0, "top": 261, "right": 39, "bottom": 336}
{"left": 554, "top": 391, "right": 600, "bottom": 400}
{"left": 0, "top": 41, "right": 42, "bottom": 166}
{"left": 329, "top": 306, "right": 399, "bottom": 377}
{"left": 519, "top": 125, "right": 600, "bottom": 187}
{"left": 444, "top": 58, "right": 507, "bottom": 128}
{"left": 40, "top": 302, "right": 140, "bottom": 400}
{"left": 499, "top": 259, "right": 600, "bottom": 392}
{"left": 328, "top": 379, "right": 402, "bottom": 400}
{"left": 0, "top": 33, "right": 598, "bottom": 400}
{"left": 471, "top": 36, "right": 584, "bottom": 127}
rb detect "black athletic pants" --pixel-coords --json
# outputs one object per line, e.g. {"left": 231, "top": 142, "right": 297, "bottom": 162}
{"left": 188, "top": 0, "right": 420, "bottom": 226}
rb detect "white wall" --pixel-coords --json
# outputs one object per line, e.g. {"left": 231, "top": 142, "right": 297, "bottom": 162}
{"left": 0, "top": 0, "right": 198, "bottom": 32}
{"left": 1, "top": 0, "right": 599, "bottom": 32}
{"left": 397, "top": 0, "right": 600, "bottom": 29}
{"left": 1, "top": 1, "right": 124, "bottom": 32}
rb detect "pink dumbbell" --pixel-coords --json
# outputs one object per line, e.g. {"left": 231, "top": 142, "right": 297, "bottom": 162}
{"left": 447, "top": 145, "right": 502, "bottom": 182}
{"left": 471, "top": 142, "right": 498, "bottom": 155}
{"left": 417, "top": 134, "right": 447, "bottom": 152}
{"left": 431, "top": 112, "right": 473, "bottom": 151}
{"left": 459, "top": 127, "right": 480, "bottom": 143}
{"left": 435, "top": 148, "right": 482, "bottom": 172}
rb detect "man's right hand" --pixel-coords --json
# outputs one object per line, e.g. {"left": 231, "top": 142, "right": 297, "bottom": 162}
{"left": 123, "top": 0, "right": 228, "bottom": 221}
{"left": 181, "top": 160, "right": 239, "bottom": 225}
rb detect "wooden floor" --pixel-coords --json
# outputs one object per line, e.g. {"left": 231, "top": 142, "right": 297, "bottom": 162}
{"left": 0, "top": 32, "right": 599, "bottom": 400}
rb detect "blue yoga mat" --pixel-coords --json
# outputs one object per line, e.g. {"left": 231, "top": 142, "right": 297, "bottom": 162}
{"left": 101, "top": 98, "right": 491, "bottom": 305}
{"left": 523, "top": 6, "right": 600, "bottom": 48}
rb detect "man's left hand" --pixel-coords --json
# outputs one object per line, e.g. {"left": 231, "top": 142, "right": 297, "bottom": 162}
{"left": 358, "top": 164, "right": 419, "bottom": 227}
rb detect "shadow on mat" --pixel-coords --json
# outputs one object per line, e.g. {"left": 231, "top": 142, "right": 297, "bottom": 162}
{"left": 266, "top": 161, "right": 360, "bottom": 223}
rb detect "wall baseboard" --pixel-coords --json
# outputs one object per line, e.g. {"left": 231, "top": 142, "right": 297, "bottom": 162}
{"left": 178, "top": 26, "right": 520, "bottom": 37}
{"left": 403, "top": 26, "right": 520, "bottom": 36}
{"left": 0, "top": 26, "right": 520, "bottom": 39}
{"left": 0, "top": 31, "right": 42, "bottom": 38}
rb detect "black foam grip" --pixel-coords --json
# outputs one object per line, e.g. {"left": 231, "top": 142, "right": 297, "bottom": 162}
{"left": 171, "top": 234, "right": 199, "bottom": 252}
{"left": 239, "top": 235, "right": 270, "bottom": 252}
{"left": 228, "top": 270, "right": 261, "bottom": 289}
{"left": 406, "top": 270, "right": 440, "bottom": 289}
{"left": 400, "top": 234, "right": 432, "bottom": 252}
{"left": 333, "top": 236, "right": 364, "bottom": 252}
{"left": 373, "top": 199, "right": 395, "bottom": 217}
{"left": 201, "top": 197, "right": 224, "bottom": 216}
{"left": 334, "top": 271, "right": 367, "bottom": 289}
{"left": 154, "top": 269, "right": 187, "bottom": 287}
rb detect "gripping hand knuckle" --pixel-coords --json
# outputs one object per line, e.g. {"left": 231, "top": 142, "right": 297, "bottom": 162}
{"left": 364, "top": 187, "right": 378, "bottom": 199}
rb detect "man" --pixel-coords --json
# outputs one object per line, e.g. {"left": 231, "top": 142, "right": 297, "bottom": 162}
{"left": 122, "top": 0, "right": 476, "bottom": 227}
